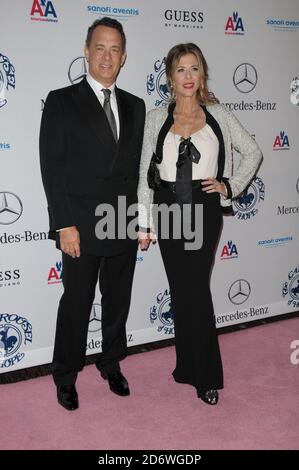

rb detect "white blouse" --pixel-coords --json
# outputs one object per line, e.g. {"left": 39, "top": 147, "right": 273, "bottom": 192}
{"left": 157, "top": 124, "right": 219, "bottom": 182}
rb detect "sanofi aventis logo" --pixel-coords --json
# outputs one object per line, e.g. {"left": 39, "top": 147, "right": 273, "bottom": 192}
{"left": 266, "top": 18, "right": 299, "bottom": 32}
{"left": 87, "top": 4, "right": 139, "bottom": 20}
{"left": 0, "top": 143, "right": 11, "bottom": 151}
{"left": 258, "top": 236, "right": 293, "bottom": 248}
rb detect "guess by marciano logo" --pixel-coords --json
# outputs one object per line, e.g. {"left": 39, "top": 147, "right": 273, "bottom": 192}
{"left": 164, "top": 9, "right": 204, "bottom": 29}
{"left": 30, "top": 0, "right": 58, "bottom": 22}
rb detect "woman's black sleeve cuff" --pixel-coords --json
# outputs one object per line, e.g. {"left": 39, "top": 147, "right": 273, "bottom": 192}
{"left": 222, "top": 178, "right": 233, "bottom": 200}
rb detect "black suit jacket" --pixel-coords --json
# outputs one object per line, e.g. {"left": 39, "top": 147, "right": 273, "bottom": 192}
{"left": 39, "top": 78, "right": 145, "bottom": 256}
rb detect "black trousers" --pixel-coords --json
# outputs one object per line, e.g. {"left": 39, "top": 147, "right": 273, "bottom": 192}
{"left": 154, "top": 184, "right": 224, "bottom": 391}
{"left": 52, "top": 249, "right": 137, "bottom": 386}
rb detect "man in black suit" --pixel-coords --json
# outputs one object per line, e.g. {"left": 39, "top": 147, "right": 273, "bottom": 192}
{"left": 40, "top": 17, "right": 145, "bottom": 410}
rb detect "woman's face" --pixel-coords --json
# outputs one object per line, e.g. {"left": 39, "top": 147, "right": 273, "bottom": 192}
{"left": 171, "top": 53, "right": 202, "bottom": 99}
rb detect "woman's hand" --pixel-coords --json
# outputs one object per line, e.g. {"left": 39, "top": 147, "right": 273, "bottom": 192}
{"left": 138, "top": 231, "right": 156, "bottom": 251}
{"left": 201, "top": 178, "right": 227, "bottom": 197}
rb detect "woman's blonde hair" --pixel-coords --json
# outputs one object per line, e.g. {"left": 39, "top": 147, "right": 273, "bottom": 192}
{"left": 166, "top": 43, "right": 219, "bottom": 105}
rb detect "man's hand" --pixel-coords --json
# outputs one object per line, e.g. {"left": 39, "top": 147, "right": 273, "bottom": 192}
{"left": 59, "top": 226, "right": 80, "bottom": 258}
{"left": 138, "top": 231, "right": 156, "bottom": 251}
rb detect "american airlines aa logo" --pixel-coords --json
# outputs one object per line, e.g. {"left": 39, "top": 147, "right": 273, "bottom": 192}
{"left": 220, "top": 241, "right": 238, "bottom": 260}
{"left": 30, "top": 0, "right": 58, "bottom": 22}
{"left": 273, "top": 131, "right": 290, "bottom": 150}
{"left": 47, "top": 261, "right": 62, "bottom": 285}
{"left": 225, "top": 11, "right": 244, "bottom": 35}
{"left": 150, "top": 289, "right": 174, "bottom": 335}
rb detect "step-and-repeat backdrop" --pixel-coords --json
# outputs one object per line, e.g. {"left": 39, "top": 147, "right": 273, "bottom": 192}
{"left": 1, "top": 0, "right": 299, "bottom": 372}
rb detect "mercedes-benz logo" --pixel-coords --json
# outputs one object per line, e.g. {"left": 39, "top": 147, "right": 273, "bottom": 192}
{"left": 88, "top": 303, "right": 102, "bottom": 333}
{"left": 228, "top": 279, "right": 251, "bottom": 305}
{"left": 0, "top": 192, "right": 23, "bottom": 225}
{"left": 68, "top": 57, "right": 88, "bottom": 85}
{"left": 233, "top": 63, "right": 257, "bottom": 94}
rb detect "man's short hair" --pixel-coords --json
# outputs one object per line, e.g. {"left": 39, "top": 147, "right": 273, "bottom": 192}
{"left": 86, "top": 17, "right": 126, "bottom": 51}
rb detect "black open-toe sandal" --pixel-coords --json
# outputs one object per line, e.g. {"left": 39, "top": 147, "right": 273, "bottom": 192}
{"left": 197, "top": 389, "right": 219, "bottom": 405}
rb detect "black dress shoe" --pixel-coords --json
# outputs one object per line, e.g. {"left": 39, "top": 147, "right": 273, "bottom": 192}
{"left": 57, "top": 385, "right": 79, "bottom": 410}
{"left": 101, "top": 371, "right": 130, "bottom": 396}
{"left": 197, "top": 389, "right": 219, "bottom": 405}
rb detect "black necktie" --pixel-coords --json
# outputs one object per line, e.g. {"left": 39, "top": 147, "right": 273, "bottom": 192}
{"left": 102, "top": 88, "right": 117, "bottom": 142}
{"left": 175, "top": 137, "right": 201, "bottom": 206}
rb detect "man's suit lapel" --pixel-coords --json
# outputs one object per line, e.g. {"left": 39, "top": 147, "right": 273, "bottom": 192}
{"left": 73, "top": 78, "right": 118, "bottom": 154}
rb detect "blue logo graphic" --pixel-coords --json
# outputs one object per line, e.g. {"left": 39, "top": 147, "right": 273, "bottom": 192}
{"left": 0, "top": 53, "right": 15, "bottom": 109}
{"left": 0, "top": 313, "right": 32, "bottom": 368}
{"left": 146, "top": 58, "right": 169, "bottom": 107}
{"left": 290, "top": 77, "right": 299, "bottom": 106}
{"left": 282, "top": 266, "right": 299, "bottom": 309}
{"left": 150, "top": 289, "right": 174, "bottom": 335}
{"left": 233, "top": 176, "right": 265, "bottom": 220}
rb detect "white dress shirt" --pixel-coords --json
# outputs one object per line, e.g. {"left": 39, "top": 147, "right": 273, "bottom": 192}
{"left": 86, "top": 73, "right": 120, "bottom": 139}
{"left": 158, "top": 124, "right": 219, "bottom": 182}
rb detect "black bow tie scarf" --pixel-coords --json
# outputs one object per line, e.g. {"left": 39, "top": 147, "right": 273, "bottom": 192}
{"left": 175, "top": 137, "right": 201, "bottom": 206}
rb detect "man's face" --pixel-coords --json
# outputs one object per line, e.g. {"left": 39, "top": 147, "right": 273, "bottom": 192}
{"left": 84, "top": 25, "right": 126, "bottom": 87}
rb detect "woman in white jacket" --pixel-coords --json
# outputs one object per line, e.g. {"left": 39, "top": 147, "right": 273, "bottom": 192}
{"left": 138, "top": 43, "right": 262, "bottom": 405}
